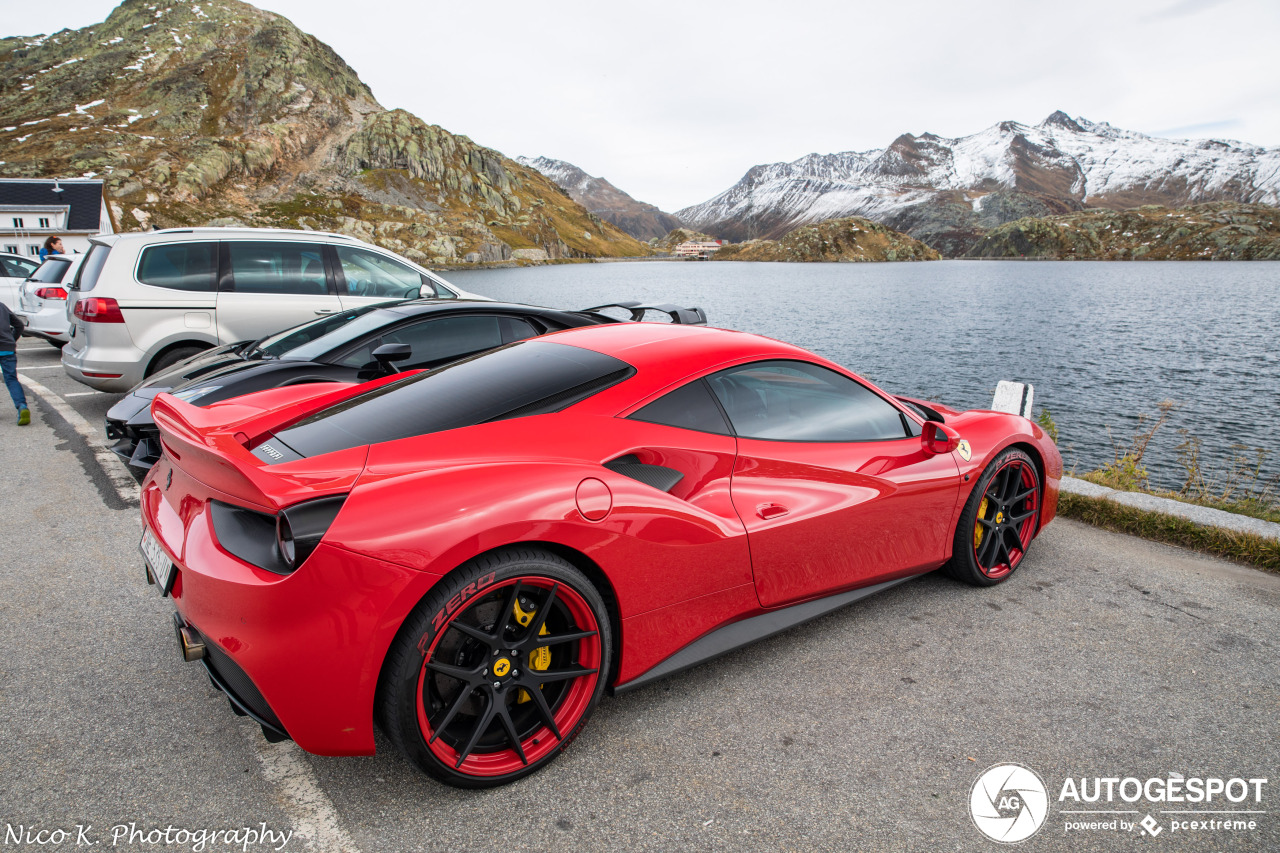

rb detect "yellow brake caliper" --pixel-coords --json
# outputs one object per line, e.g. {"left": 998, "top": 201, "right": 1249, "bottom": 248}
{"left": 513, "top": 598, "right": 551, "bottom": 703}
{"left": 974, "top": 496, "right": 989, "bottom": 548}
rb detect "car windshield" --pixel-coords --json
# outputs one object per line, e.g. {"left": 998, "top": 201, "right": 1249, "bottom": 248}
{"left": 251, "top": 304, "right": 389, "bottom": 359}
{"left": 267, "top": 340, "right": 633, "bottom": 459}
{"left": 28, "top": 257, "right": 73, "bottom": 283}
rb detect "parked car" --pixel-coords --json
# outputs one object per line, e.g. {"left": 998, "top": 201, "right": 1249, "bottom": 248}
{"left": 140, "top": 322, "right": 1062, "bottom": 787}
{"left": 0, "top": 251, "right": 43, "bottom": 311}
{"left": 16, "top": 253, "right": 84, "bottom": 348}
{"left": 62, "top": 228, "right": 481, "bottom": 392}
{"left": 106, "top": 299, "right": 706, "bottom": 471}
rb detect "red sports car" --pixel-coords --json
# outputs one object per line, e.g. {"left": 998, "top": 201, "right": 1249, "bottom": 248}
{"left": 140, "top": 323, "right": 1061, "bottom": 787}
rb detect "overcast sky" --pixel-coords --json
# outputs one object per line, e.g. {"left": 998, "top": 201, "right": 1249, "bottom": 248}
{"left": 7, "top": 0, "right": 1279, "bottom": 212}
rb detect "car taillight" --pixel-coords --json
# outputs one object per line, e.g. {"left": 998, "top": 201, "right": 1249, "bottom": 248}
{"left": 277, "top": 496, "right": 348, "bottom": 571}
{"left": 35, "top": 286, "right": 68, "bottom": 300}
{"left": 209, "top": 495, "right": 347, "bottom": 574}
{"left": 74, "top": 296, "right": 126, "bottom": 323}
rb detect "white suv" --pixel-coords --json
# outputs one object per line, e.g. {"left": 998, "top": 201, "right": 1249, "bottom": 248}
{"left": 62, "top": 228, "right": 479, "bottom": 392}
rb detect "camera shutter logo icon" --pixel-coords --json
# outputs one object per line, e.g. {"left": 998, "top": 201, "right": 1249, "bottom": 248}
{"left": 970, "top": 763, "right": 1050, "bottom": 843}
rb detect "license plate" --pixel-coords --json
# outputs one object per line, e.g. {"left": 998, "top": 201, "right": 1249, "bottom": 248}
{"left": 140, "top": 527, "right": 175, "bottom": 596}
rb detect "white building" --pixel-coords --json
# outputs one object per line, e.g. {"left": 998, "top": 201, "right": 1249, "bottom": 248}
{"left": 0, "top": 178, "right": 116, "bottom": 257}
{"left": 674, "top": 240, "right": 722, "bottom": 258}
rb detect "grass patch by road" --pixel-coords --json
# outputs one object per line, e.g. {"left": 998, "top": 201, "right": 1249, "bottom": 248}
{"left": 1057, "top": 491, "right": 1280, "bottom": 573}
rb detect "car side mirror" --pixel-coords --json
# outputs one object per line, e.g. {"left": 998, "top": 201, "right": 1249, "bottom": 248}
{"left": 922, "top": 421, "right": 961, "bottom": 455}
{"left": 372, "top": 343, "right": 412, "bottom": 374}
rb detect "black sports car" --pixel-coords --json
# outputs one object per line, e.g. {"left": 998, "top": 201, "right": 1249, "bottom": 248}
{"left": 106, "top": 299, "right": 705, "bottom": 471}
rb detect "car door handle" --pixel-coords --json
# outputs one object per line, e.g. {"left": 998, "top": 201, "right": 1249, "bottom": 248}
{"left": 756, "top": 503, "right": 789, "bottom": 520}
{"left": 314, "top": 308, "right": 335, "bottom": 315}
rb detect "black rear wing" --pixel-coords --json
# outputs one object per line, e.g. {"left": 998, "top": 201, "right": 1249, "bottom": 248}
{"left": 580, "top": 301, "right": 708, "bottom": 325}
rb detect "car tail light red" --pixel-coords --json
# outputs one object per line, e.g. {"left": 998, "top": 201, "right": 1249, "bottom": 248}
{"left": 35, "top": 286, "right": 68, "bottom": 300}
{"left": 74, "top": 297, "right": 126, "bottom": 323}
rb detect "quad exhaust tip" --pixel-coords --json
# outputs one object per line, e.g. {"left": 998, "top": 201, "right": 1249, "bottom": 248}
{"left": 172, "top": 613, "right": 205, "bottom": 662}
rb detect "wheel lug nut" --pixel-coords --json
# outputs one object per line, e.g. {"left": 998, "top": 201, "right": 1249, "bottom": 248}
{"left": 493, "top": 681, "right": 500, "bottom": 689}
{"left": 512, "top": 670, "right": 520, "bottom": 677}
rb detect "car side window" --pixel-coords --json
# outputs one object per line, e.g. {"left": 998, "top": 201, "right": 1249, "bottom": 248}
{"left": 337, "top": 315, "right": 534, "bottom": 371}
{"left": 137, "top": 242, "right": 217, "bottom": 291}
{"left": 706, "top": 360, "right": 908, "bottom": 442}
{"left": 2, "top": 257, "right": 40, "bottom": 277}
{"left": 629, "top": 379, "right": 732, "bottom": 435}
{"left": 226, "top": 242, "right": 329, "bottom": 295}
{"left": 334, "top": 246, "right": 425, "bottom": 299}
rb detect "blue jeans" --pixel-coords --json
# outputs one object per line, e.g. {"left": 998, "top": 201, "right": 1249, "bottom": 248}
{"left": 0, "top": 353, "right": 26, "bottom": 410}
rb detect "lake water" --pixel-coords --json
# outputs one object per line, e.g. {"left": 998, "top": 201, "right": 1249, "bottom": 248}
{"left": 446, "top": 260, "right": 1280, "bottom": 492}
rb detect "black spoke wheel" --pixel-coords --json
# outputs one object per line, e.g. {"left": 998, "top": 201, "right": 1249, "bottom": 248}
{"left": 945, "top": 448, "right": 1041, "bottom": 586}
{"left": 379, "top": 547, "right": 612, "bottom": 787}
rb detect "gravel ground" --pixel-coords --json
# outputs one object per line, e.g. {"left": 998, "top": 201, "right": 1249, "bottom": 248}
{"left": 1, "top": 343, "right": 1277, "bottom": 853}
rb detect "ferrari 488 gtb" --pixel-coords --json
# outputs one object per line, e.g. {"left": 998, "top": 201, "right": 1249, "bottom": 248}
{"left": 139, "top": 323, "right": 1061, "bottom": 787}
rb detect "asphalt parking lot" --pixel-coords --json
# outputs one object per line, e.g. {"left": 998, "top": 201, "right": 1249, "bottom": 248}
{"left": 2, "top": 341, "right": 1277, "bottom": 853}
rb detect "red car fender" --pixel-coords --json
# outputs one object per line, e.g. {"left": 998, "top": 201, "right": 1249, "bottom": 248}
{"left": 941, "top": 410, "right": 1063, "bottom": 556}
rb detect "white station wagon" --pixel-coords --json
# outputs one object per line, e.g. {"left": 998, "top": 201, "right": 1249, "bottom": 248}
{"left": 62, "top": 228, "right": 479, "bottom": 392}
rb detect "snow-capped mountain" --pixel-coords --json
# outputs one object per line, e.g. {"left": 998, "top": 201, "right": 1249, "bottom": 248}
{"left": 676, "top": 112, "right": 1280, "bottom": 255}
{"left": 518, "top": 156, "right": 684, "bottom": 241}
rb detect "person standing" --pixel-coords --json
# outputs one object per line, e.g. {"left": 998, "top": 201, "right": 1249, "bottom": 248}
{"left": 39, "top": 236, "right": 64, "bottom": 261}
{"left": 0, "top": 300, "right": 29, "bottom": 425}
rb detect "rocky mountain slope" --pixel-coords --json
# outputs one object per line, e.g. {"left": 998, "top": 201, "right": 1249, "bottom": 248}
{"left": 967, "top": 202, "right": 1280, "bottom": 260}
{"left": 517, "top": 156, "right": 685, "bottom": 242}
{"left": 714, "top": 217, "right": 939, "bottom": 263}
{"left": 677, "top": 112, "right": 1280, "bottom": 256}
{"left": 0, "top": 0, "right": 649, "bottom": 264}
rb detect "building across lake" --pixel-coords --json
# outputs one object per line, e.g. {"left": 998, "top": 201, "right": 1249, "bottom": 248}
{"left": 0, "top": 178, "right": 116, "bottom": 257}
{"left": 674, "top": 240, "right": 723, "bottom": 259}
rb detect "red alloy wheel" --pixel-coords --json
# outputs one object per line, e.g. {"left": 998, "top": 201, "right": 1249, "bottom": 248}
{"left": 972, "top": 456, "right": 1041, "bottom": 579}
{"left": 414, "top": 575, "right": 603, "bottom": 779}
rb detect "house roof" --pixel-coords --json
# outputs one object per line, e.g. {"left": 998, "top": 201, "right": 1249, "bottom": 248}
{"left": 0, "top": 179, "right": 105, "bottom": 231}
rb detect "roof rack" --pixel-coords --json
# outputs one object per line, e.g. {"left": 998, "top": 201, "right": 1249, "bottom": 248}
{"left": 581, "top": 301, "right": 707, "bottom": 325}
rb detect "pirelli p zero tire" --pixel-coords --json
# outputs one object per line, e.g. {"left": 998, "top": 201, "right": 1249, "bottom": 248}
{"left": 380, "top": 547, "right": 612, "bottom": 788}
{"left": 945, "top": 448, "right": 1042, "bottom": 587}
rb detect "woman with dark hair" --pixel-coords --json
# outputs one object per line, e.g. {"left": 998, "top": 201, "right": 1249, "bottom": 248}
{"left": 39, "top": 236, "right": 64, "bottom": 261}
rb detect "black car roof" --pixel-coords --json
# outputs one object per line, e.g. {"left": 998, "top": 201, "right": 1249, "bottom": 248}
{"left": 379, "top": 299, "right": 596, "bottom": 322}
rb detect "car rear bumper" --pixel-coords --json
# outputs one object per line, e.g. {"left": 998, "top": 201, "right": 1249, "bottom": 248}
{"left": 18, "top": 303, "right": 71, "bottom": 343}
{"left": 140, "top": 462, "right": 445, "bottom": 756}
{"left": 106, "top": 393, "right": 162, "bottom": 470}
{"left": 62, "top": 336, "right": 145, "bottom": 392}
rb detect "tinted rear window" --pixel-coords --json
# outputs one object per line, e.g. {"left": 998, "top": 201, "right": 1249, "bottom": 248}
{"left": 72, "top": 244, "right": 111, "bottom": 292}
{"left": 630, "top": 379, "right": 731, "bottom": 435}
{"left": 29, "top": 257, "right": 73, "bottom": 283}
{"left": 228, "top": 241, "right": 328, "bottom": 295}
{"left": 137, "top": 242, "right": 217, "bottom": 291}
{"left": 267, "top": 341, "right": 633, "bottom": 459}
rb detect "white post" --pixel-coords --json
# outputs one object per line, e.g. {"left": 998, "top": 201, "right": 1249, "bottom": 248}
{"left": 992, "top": 381, "right": 1034, "bottom": 417}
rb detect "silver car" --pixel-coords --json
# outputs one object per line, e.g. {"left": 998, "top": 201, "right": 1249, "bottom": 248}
{"left": 1, "top": 251, "right": 42, "bottom": 312}
{"left": 17, "top": 254, "right": 84, "bottom": 348}
{"left": 62, "top": 227, "right": 479, "bottom": 392}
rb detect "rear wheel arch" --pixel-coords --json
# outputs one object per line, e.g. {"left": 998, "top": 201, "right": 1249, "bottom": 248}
{"left": 146, "top": 339, "right": 213, "bottom": 377}
{"left": 374, "top": 541, "right": 624, "bottom": 730}
{"left": 375, "top": 543, "right": 615, "bottom": 786}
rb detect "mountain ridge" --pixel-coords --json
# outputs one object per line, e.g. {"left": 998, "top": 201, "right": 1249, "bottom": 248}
{"left": 676, "top": 112, "right": 1280, "bottom": 256}
{"left": 0, "top": 0, "right": 649, "bottom": 264}
{"left": 517, "top": 155, "right": 685, "bottom": 242}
